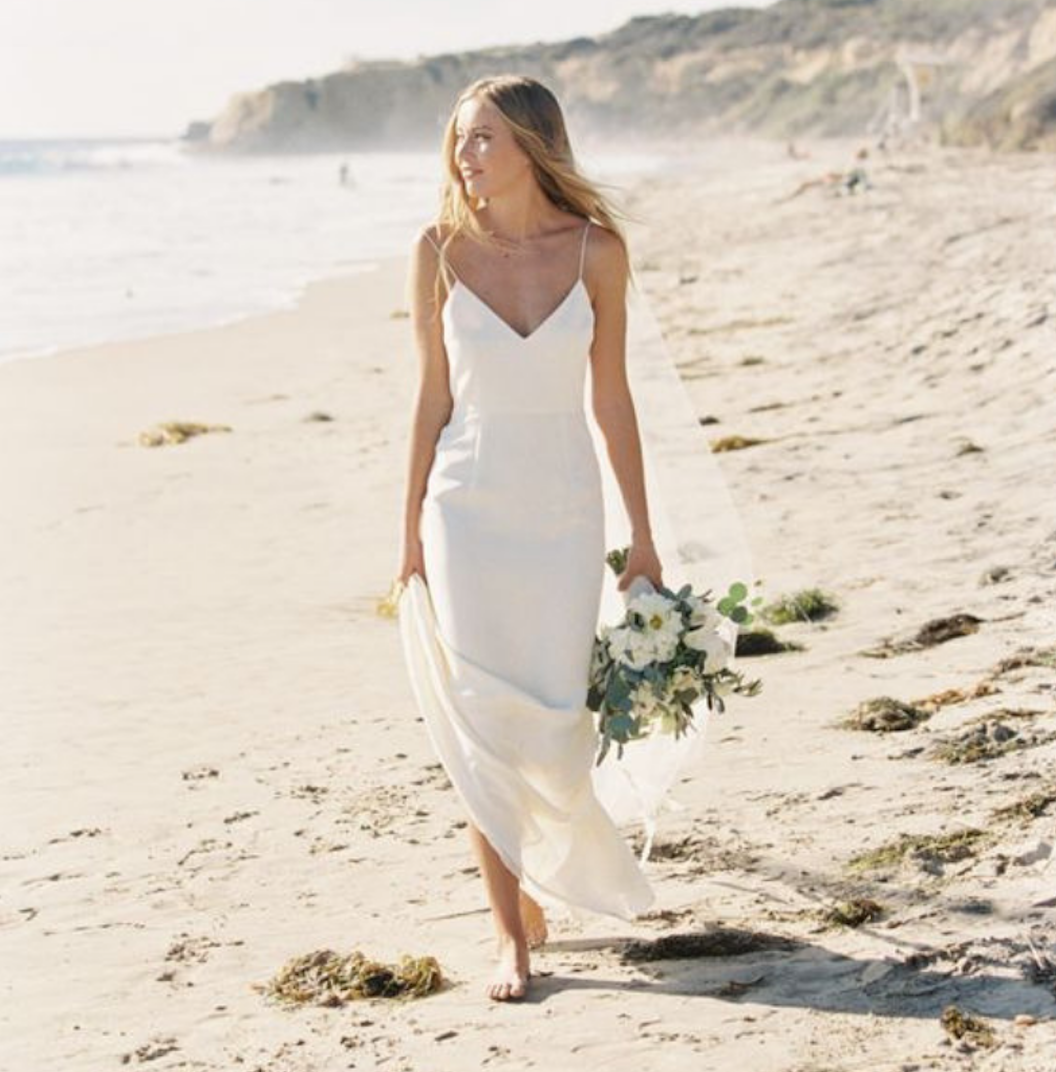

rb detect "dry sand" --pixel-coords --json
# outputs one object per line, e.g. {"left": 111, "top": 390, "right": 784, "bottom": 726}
{"left": 1, "top": 135, "right": 1054, "bottom": 1071}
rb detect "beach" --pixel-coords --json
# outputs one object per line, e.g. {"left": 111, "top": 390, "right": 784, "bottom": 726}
{"left": 2, "top": 135, "right": 1054, "bottom": 1070}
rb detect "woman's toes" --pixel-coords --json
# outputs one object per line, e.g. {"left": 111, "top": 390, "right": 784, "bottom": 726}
{"left": 487, "top": 965, "right": 529, "bottom": 1001}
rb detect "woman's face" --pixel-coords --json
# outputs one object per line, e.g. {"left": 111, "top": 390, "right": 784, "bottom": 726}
{"left": 453, "top": 96, "right": 530, "bottom": 200}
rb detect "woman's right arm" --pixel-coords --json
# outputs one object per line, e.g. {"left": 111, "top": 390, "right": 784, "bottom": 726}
{"left": 397, "top": 227, "right": 454, "bottom": 584}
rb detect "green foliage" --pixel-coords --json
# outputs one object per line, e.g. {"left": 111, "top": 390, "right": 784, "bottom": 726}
{"left": 820, "top": 897, "right": 885, "bottom": 928}
{"left": 593, "top": 546, "right": 764, "bottom": 764}
{"left": 841, "top": 696, "right": 931, "bottom": 732}
{"left": 847, "top": 828, "right": 990, "bottom": 872}
{"left": 762, "top": 587, "right": 839, "bottom": 625}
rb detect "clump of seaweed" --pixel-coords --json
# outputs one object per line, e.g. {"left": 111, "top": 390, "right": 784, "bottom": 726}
{"left": 761, "top": 588, "right": 840, "bottom": 625}
{"left": 860, "top": 612, "right": 985, "bottom": 658}
{"left": 709, "top": 434, "right": 768, "bottom": 452}
{"left": 138, "top": 420, "right": 232, "bottom": 447}
{"left": 841, "top": 696, "right": 931, "bottom": 733}
{"left": 735, "top": 626, "right": 803, "bottom": 656}
{"left": 915, "top": 614, "right": 984, "bottom": 645}
{"left": 819, "top": 898, "right": 885, "bottom": 929}
{"left": 989, "top": 644, "right": 1056, "bottom": 674}
{"left": 939, "top": 1004, "right": 996, "bottom": 1048}
{"left": 911, "top": 679, "right": 1000, "bottom": 713}
{"left": 121, "top": 1037, "right": 180, "bottom": 1064}
{"left": 620, "top": 926, "right": 799, "bottom": 962}
{"left": 930, "top": 714, "right": 1053, "bottom": 765}
{"left": 991, "top": 786, "right": 1056, "bottom": 823}
{"left": 932, "top": 724, "right": 1013, "bottom": 765}
{"left": 257, "top": 949, "right": 444, "bottom": 1005}
{"left": 847, "top": 828, "right": 990, "bottom": 872}
{"left": 954, "top": 440, "right": 985, "bottom": 456}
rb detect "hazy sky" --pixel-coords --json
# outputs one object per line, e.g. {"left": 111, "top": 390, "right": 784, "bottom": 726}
{"left": 0, "top": 0, "right": 776, "bottom": 138}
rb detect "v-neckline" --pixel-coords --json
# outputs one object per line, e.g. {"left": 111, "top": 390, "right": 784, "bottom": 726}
{"left": 450, "top": 277, "right": 587, "bottom": 343}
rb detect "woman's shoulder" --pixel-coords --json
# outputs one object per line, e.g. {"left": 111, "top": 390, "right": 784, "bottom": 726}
{"left": 578, "top": 217, "right": 622, "bottom": 262}
{"left": 415, "top": 221, "right": 445, "bottom": 252}
{"left": 581, "top": 217, "right": 617, "bottom": 243}
{"left": 581, "top": 220, "right": 626, "bottom": 271}
{"left": 417, "top": 220, "right": 461, "bottom": 246}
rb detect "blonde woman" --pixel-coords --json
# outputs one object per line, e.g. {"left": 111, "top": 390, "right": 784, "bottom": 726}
{"left": 396, "top": 76, "right": 662, "bottom": 1002}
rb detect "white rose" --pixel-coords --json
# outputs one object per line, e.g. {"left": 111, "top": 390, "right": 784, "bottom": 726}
{"left": 685, "top": 594, "right": 722, "bottom": 630}
{"left": 605, "top": 626, "right": 633, "bottom": 662}
{"left": 684, "top": 628, "right": 731, "bottom": 674}
{"left": 624, "top": 634, "right": 656, "bottom": 672}
{"left": 646, "top": 630, "right": 679, "bottom": 665}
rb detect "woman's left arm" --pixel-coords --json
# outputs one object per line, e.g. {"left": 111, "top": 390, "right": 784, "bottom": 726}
{"left": 587, "top": 227, "right": 663, "bottom": 591}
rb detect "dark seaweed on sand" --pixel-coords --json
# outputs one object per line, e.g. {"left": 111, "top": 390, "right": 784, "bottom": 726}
{"left": 620, "top": 926, "right": 800, "bottom": 962}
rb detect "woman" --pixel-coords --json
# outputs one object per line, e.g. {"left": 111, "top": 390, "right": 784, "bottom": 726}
{"left": 396, "top": 75, "right": 662, "bottom": 1002}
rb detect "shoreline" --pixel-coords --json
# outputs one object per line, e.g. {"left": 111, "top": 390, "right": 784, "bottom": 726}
{"left": 0, "top": 133, "right": 875, "bottom": 374}
{"left": 0, "top": 133, "right": 691, "bottom": 372}
{"left": 0, "top": 259, "right": 385, "bottom": 371}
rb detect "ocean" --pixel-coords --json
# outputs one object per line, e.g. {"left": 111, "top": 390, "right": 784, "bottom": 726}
{"left": 0, "top": 137, "right": 669, "bottom": 366}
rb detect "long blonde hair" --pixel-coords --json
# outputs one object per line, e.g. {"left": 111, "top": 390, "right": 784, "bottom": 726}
{"left": 428, "top": 75, "right": 642, "bottom": 312}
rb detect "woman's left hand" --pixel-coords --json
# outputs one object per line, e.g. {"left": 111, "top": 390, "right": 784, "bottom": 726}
{"left": 617, "top": 539, "right": 664, "bottom": 592}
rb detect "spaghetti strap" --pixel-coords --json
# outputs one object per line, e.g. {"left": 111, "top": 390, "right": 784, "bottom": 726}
{"left": 578, "top": 220, "right": 591, "bottom": 281}
{"left": 421, "top": 227, "right": 459, "bottom": 288}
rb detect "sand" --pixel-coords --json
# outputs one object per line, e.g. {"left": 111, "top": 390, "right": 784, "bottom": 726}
{"left": 1, "top": 135, "right": 1054, "bottom": 1071}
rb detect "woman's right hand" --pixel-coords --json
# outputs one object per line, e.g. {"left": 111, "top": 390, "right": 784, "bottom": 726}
{"left": 397, "top": 537, "right": 427, "bottom": 586}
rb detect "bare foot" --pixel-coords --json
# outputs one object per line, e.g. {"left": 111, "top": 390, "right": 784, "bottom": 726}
{"left": 487, "top": 936, "right": 530, "bottom": 1001}
{"left": 518, "top": 889, "right": 549, "bottom": 949}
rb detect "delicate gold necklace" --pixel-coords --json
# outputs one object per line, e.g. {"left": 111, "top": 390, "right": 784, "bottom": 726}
{"left": 491, "top": 232, "right": 527, "bottom": 259}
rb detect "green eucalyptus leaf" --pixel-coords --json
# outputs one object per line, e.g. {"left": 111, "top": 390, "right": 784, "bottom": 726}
{"left": 607, "top": 712, "right": 635, "bottom": 739}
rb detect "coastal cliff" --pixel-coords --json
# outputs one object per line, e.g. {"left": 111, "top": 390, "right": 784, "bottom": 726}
{"left": 184, "top": 0, "right": 1056, "bottom": 153}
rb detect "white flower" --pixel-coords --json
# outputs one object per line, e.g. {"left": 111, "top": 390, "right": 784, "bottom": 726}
{"left": 605, "top": 622, "right": 669, "bottom": 672}
{"left": 684, "top": 627, "right": 731, "bottom": 674}
{"left": 685, "top": 593, "right": 721, "bottom": 630}
{"left": 644, "top": 629, "right": 679, "bottom": 665}
{"left": 617, "top": 592, "right": 681, "bottom": 668}
{"left": 605, "top": 625, "right": 632, "bottom": 661}
{"left": 607, "top": 627, "right": 648, "bottom": 670}
{"left": 624, "top": 633, "right": 658, "bottom": 671}
{"left": 627, "top": 591, "right": 682, "bottom": 641}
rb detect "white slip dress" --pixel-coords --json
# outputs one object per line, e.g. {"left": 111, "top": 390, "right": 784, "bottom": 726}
{"left": 397, "top": 219, "right": 657, "bottom": 924}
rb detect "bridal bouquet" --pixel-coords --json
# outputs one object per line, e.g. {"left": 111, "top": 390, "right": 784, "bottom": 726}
{"left": 587, "top": 547, "right": 762, "bottom": 766}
